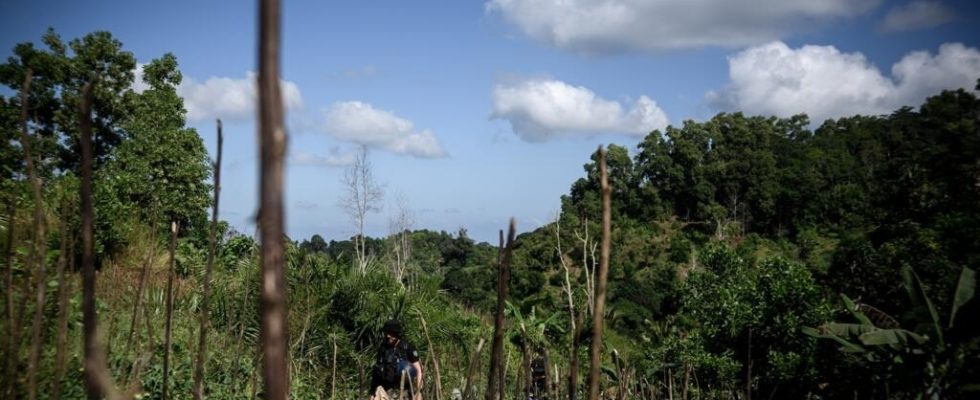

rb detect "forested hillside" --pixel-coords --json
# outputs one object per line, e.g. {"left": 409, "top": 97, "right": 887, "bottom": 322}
{"left": 2, "top": 28, "right": 978, "bottom": 399}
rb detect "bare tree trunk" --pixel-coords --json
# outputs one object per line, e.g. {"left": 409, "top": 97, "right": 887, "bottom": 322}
{"left": 51, "top": 210, "right": 73, "bottom": 400}
{"left": 487, "top": 221, "right": 515, "bottom": 400}
{"left": 418, "top": 312, "right": 443, "bottom": 400}
{"left": 18, "top": 67, "right": 47, "bottom": 400}
{"left": 574, "top": 221, "right": 597, "bottom": 316}
{"left": 388, "top": 194, "right": 413, "bottom": 285}
{"left": 2, "top": 198, "right": 16, "bottom": 399}
{"left": 193, "top": 119, "right": 223, "bottom": 400}
{"left": 258, "top": 0, "right": 289, "bottom": 397}
{"left": 588, "top": 146, "right": 612, "bottom": 400}
{"left": 79, "top": 78, "right": 121, "bottom": 400}
{"left": 343, "top": 146, "right": 383, "bottom": 275}
{"left": 162, "top": 221, "right": 178, "bottom": 400}
{"left": 463, "top": 337, "right": 485, "bottom": 400}
{"left": 555, "top": 218, "right": 576, "bottom": 334}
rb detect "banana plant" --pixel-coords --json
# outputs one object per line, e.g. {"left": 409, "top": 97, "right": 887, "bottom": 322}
{"left": 804, "top": 265, "right": 977, "bottom": 399}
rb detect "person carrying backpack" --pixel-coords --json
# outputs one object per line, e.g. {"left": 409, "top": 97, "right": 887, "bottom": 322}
{"left": 370, "top": 319, "right": 423, "bottom": 400}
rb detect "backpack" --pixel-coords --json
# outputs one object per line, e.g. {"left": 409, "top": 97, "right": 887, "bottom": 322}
{"left": 374, "top": 341, "right": 407, "bottom": 385}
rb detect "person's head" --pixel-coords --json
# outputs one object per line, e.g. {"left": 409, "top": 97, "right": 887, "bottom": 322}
{"left": 383, "top": 319, "right": 403, "bottom": 344}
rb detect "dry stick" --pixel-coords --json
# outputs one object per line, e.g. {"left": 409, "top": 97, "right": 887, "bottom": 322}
{"left": 417, "top": 312, "right": 443, "bottom": 400}
{"left": 124, "top": 302, "right": 159, "bottom": 397}
{"left": 232, "top": 250, "right": 257, "bottom": 400}
{"left": 588, "top": 146, "right": 612, "bottom": 400}
{"left": 144, "top": 296, "right": 156, "bottom": 354}
{"left": 162, "top": 221, "right": 178, "bottom": 400}
{"left": 494, "top": 231, "right": 506, "bottom": 400}
{"left": 105, "top": 310, "right": 119, "bottom": 365}
{"left": 18, "top": 68, "right": 46, "bottom": 400}
{"left": 544, "top": 348, "right": 555, "bottom": 400}
{"left": 250, "top": 345, "right": 260, "bottom": 399}
{"left": 569, "top": 290, "right": 585, "bottom": 400}
{"left": 555, "top": 365, "right": 562, "bottom": 400}
{"left": 258, "top": 0, "right": 290, "bottom": 398}
{"left": 11, "top": 247, "right": 33, "bottom": 389}
{"left": 126, "top": 212, "right": 157, "bottom": 357}
{"left": 232, "top": 285, "right": 250, "bottom": 398}
{"left": 131, "top": 297, "right": 157, "bottom": 390}
{"left": 502, "top": 344, "right": 510, "bottom": 398}
{"left": 79, "top": 78, "right": 121, "bottom": 400}
{"left": 486, "top": 230, "right": 504, "bottom": 400}
{"left": 2, "top": 199, "right": 16, "bottom": 398}
{"left": 357, "top": 361, "right": 365, "bottom": 396}
{"left": 514, "top": 358, "right": 524, "bottom": 400}
{"left": 193, "top": 119, "right": 223, "bottom": 400}
{"left": 129, "top": 296, "right": 156, "bottom": 393}
{"left": 488, "top": 222, "right": 515, "bottom": 400}
{"left": 516, "top": 324, "right": 527, "bottom": 398}
{"left": 331, "top": 337, "right": 337, "bottom": 400}
{"left": 51, "top": 208, "right": 72, "bottom": 400}
{"left": 555, "top": 219, "right": 581, "bottom": 400}
{"left": 462, "top": 337, "right": 486, "bottom": 400}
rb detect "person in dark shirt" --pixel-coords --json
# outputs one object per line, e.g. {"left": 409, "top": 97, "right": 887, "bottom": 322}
{"left": 370, "top": 319, "right": 423, "bottom": 400}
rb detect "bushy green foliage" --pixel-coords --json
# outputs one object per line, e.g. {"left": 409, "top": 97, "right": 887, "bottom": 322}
{"left": 4, "top": 28, "right": 978, "bottom": 400}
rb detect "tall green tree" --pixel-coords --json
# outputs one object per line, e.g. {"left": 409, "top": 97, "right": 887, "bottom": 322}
{"left": 96, "top": 53, "right": 210, "bottom": 249}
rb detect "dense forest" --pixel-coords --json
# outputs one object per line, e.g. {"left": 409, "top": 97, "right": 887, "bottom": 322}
{"left": 2, "top": 27, "right": 978, "bottom": 399}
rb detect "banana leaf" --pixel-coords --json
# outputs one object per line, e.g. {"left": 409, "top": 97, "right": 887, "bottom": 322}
{"left": 950, "top": 267, "right": 976, "bottom": 328}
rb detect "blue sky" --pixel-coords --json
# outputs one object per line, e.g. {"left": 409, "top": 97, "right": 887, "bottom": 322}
{"left": 2, "top": 0, "right": 979, "bottom": 244}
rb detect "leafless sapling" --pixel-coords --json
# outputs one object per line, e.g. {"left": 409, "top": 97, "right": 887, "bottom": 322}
{"left": 341, "top": 145, "right": 384, "bottom": 275}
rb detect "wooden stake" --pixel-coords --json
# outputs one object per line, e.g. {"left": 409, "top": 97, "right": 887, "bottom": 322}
{"left": 463, "top": 337, "right": 486, "bottom": 400}
{"left": 162, "top": 221, "right": 178, "bottom": 400}
{"left": 258, "top": 0, "right": 289, "bottom": 398}
{"left": 588, "top": 146, "right": 612, "bottom": 400}
{"left": 487, "top": 221, "right": 515, "bottom": 400}
{"left": 51, "top": 209, "right": 73, "bottom": 400}
{"left": 194, "top": 118, "right": 223, "bottom": 400}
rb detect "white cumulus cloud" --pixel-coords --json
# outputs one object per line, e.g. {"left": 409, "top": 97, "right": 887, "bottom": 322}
{"left": 706, "top": 42, "right": 980, "bottom": 124}
{"left": 879, "top": 1, "right": 955, "bottom": 32}
{"left": 485, "top": 0, "right": 880, "bottom": 52}
{"left": 290, "top": 148, "right": 356, "bottom": 167}
{"left": 133, "top": 65, "right": 304, "bottom": 122}
{"left": 322, "top": 101, "right": 447, "bottom": 158}
{"left": 491, "top": 79, "right": 669, "bottom": 141}
{"left": 177, "top": 72, "right": 304, "bottom": 122}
